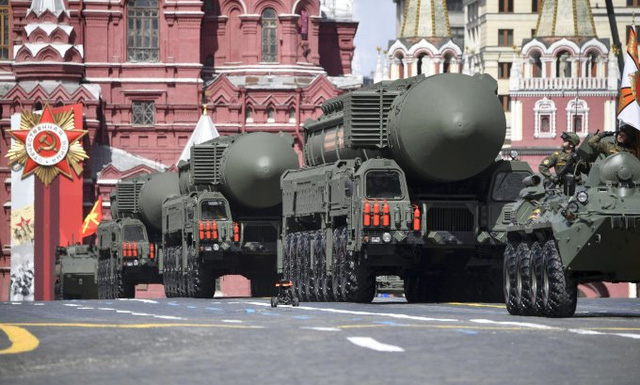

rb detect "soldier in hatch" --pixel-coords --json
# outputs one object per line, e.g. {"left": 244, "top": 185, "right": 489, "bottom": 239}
{"left": 539, "top": 131, "right": 581, "bottom": 186}
{"left": 587, "top": 124, "right": 639, "bottom": 158}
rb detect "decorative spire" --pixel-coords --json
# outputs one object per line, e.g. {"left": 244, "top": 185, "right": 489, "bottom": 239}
{"left": 177, "top": 107, "right": 220, "bottom": 163}
{"left": 28, "top": 0, "right": 68, "bottom": 17}
{"left": 535, "top": 0, "right": 597, "bottom": 38}
{"left": 399, "top": 0, "right": 451, "bottom": 39}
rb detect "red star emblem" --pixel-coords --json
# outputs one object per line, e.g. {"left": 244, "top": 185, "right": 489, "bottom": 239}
{"left": 9, "top": 104, "right": 87, "bottom": 180}
{"left": 17, "top": 216, "right": 31, "bottom": 230}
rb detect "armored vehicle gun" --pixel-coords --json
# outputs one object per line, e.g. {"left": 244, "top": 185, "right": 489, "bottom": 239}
{"left": 280, "top": 73, "right": 533, "bottom": 303}
{"left": 97, "top": 172, "right": 179, "bottom": 299}
{"left": 163, "top": 132, "right": 299, "bottom": 297}
{"left": 54, "top": 244, "right": 98, "bottom": 299}
{"left": 504, "top": 136, "right": 640, "bottom": 317}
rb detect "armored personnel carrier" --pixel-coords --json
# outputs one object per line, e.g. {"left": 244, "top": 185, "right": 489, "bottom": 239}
{"left": 97, "top": 172, "right": 179, "bottom": 299}
{"left": 54, "top": 244, "right": 98, "bottom": 299}
{"left": 280, "top": 73, "right": 533, "bottom": 303}
{"left": 163, "top": 132, "right": 298, "bottom": 297}
{"left": 504, "top": 137, "right": 640, "bottom": 317}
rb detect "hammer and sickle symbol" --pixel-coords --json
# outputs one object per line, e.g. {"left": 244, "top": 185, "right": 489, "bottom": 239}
{"left": 36, "top": 132, "right": 57, "bottom": 153}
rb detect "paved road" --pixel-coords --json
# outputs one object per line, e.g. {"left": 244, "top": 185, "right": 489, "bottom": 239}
{"left": 1, "top": 297, "right": 639, "bottom": 385}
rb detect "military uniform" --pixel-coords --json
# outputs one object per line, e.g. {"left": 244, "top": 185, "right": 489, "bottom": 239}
{"left": 588, "top": 133, "right": 639, "bottom": 158}
{"left": 539, "top": 150, "right": 573, "bottom": 178}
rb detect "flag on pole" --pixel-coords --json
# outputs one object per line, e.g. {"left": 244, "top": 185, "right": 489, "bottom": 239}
{"left": 80, "top": 196, "right": 103, "bottom": 238}
{"left": 617, "top": 25, "right": 640, "bottom": 130}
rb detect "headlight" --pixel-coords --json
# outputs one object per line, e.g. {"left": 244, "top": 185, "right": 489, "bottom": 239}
{"left": 567, "top": 201, "right": 580, "bottom": 213}
{"left": 213, "top": 243, "right": 220, "bottom": 251}
{"left": 382, "top": 232, "right": 392, "bottom": 243}
{"left": 576, "top": 191, "right": 589, "bottom": 204}
{"left": 133, "top": 259, "right": 139, "bottom": 266}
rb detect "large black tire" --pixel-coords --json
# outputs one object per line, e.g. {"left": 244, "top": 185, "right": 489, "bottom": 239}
{"left": 118, "top": 270, "right": 136, "bottom": 298}
{"left": 503, "top": 242, "right": 520, "bottom": 315}
{"left": 529, "top": 241, "right": 545, "bottom": 316}
{"left": 331, "top": 228, "right": 345, "bottom": 302}
{"left": 540, "top": 240, "right": 578, "bottom": 317}
{"left": 193, "top": 254, "right": 215, "bottom": 298}
{"left": 162, "top": 247, "right": 173, "bottom": 298}
{"left": 404, "top": 275, "right": 441, "bottom": 303}
{"left": 341, "top": 231, "right": 375, "bottom": 303}
{"left": 516, "top": 242, "right": 534, "bottom": 315}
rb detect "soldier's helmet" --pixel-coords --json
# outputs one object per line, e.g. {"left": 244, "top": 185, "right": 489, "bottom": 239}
{"left": 617, "top": 124, "right": 638, "bottom": 146}
{"left": 561, "top": 131, "right": 580, "bottom": 146}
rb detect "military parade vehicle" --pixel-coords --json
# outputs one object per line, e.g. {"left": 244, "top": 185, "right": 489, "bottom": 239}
{"left": 54, "top": 244, "right": 98, "bottom": 299}
{"left": 162, "top": 132, "right": 298, "bottom": 297}
{"left": 504, "top": 136, "right": 640, "bottom": 317}
{"left": 96, "top": 172, "right": 179, "bottom": 299}
{"left": 280, "top": 73, "right": 533, "bottom": 303}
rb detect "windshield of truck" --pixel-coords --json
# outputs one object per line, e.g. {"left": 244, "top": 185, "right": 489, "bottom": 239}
{"left": 123, "top": 226, "right": 146, "bottom": 241}
{"left": 201, "top": 200, "right": 228, "bottom": 220}
{"left": 366, "top": 170, "right": 403, "bottom": 199}
{"left": 492, "top": 172, "right": 531, "bottom": 202}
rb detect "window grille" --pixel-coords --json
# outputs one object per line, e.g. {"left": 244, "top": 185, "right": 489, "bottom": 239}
{"left": 133, "top": 101, "right": 155, "bottom": 126}
{"left": 262, "top": 8, "right": 277, "bottom": 62}
{"left": 128, "top": 0, "right": 159, "bottom": 62}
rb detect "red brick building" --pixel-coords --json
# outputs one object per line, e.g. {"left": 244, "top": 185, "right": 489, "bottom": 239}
{"left": 0, "top": 0, "right": 360, "bottom": 300}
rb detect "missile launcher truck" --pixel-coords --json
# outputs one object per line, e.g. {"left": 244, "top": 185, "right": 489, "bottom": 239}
{"left": 54, "top": 244, "right": 98, "bottom": 299}
{"left": 97, "top": 172, "right": 179, "bottom": 299}
{"left": 504, "top": 136, "right": 640, "bottom": 317}
{"left": 280, "top": 73, "right": 533, "bottom": 303}
{"left": 162, "top": 132, "right": 299, "bottom": 298}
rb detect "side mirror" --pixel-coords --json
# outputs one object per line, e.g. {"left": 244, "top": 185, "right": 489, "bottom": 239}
{"left": 344, "top": 180, "right": 354, "bottom": 197}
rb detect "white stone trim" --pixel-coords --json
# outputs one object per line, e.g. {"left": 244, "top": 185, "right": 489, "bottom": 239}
{"left": 85, "top": 77, "right": 203, "bottom": 83}
{"left": 565, "top": 98, "right": 589, "bottom": 136}
{"left": 25, "top": 24, "right": 74, "bottom": 37}
{"left": 534, "top": 97, "right": 557, "bottom": 139}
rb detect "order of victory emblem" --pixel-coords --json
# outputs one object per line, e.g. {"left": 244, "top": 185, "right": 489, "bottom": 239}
{"left": 6, "top": 104, "right": 88, "bottom": 186}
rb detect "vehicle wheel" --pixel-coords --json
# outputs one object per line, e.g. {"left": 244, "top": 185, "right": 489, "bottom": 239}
{"left": 193, "top": 256, "right": 215, "bottom": 298}
{"left": 540, "top": 240, "right": 578, "bottom": 318}
{"left": 403, "top": 276, "right": 422, "bottom": 303}
{"left": 162, "top": 247, "right": 173, "bottom": 298}
{"left": 503, "top": 241, "right": 521, "bottom": 315}
{"left": 343, "top": 253, "right": 376, "bottom": 303}
{"left": 293, "top": 296, "right": 300, "bottom": 307}
{"left": 516, "top": 242, "right": 534, "bottom": 315}
{"left": 118, "top": 269, "right": 135, "bottom": 298}
{"left": 331, "top": 228, "right": 345, "bottom": 302}
{"left": 55, "top": 281, "right": 62, "bottom": 300}
{"left": 529, "top": 241, "right": 544, "bottom": 316}
{"left": 270, "top": 297, "right": 278, "bottom": 308}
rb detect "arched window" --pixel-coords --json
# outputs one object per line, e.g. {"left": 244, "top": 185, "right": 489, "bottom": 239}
{"left": 566, "top": 98, "right": 589, "bottom": 136}
{"left": 0, "top": 0, "right": 9, "bottom": 60}
{"left": 288, "top": 108, "right": 296, "bottom": 123}
{"left": 262, "top": 8, "right": 278, "bottom": 62}
{"left": 267, "top": 107, "right": 275, "bottom": 123}
{"left": 530, "top": 51, "right": 542, "bottom": 78}
{"left": 394, "top": 53, "right": 404, "bottom": 79}
{"left": 246, "top": 108, "right": 254, "bottom": 123}
{"left": 128, "top": 0, "right": 159, "bottom": 62}
{"left": 443, "top": 53, "right": 453, "bottom": 73}
{"left": 556, "top": 51, "right": 571, "bottom": 78}
{"left": 534, "top": 97, "right": 556, "bottom": 138}
{"left": 586, "top": 51, "right": 599, "bottom": 77}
